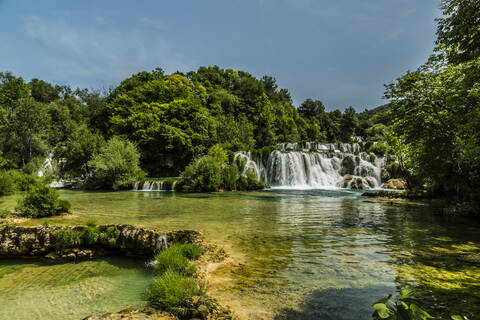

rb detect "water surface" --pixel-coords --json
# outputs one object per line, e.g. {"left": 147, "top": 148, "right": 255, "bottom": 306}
{"left": 1, "top": 189, "right": 479, "bottom": 319}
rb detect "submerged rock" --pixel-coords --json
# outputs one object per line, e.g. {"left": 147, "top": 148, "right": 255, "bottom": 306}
{"left": 83, "top": 307, "right": 175, "bottom": 320}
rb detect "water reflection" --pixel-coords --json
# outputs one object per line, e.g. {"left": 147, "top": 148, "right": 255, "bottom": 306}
{"left": 0, "top": 189, "right": 479, "bottom": 319}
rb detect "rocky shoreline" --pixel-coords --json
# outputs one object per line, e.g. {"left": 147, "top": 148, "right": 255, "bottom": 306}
{"left": 0, "top": 224, "right": 200, "bottom": 261}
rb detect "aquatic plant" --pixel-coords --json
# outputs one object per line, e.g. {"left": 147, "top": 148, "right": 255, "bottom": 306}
{"left": 99, "top": 226, "right": 120, "bottom": 245}
{"left": 53, "top": 229, "right": 83, "bottom": 250}
{"left": 146, "top": 269, "right": 205, "bottom": 318}
{"left": 372, "top": 289, "right": 432, "bottom": 319}
{"left": 153, "top": 243, "right": 203, "bottom": 276}
{"left": 147, "top": 243, "right": 207, "bottom": 318}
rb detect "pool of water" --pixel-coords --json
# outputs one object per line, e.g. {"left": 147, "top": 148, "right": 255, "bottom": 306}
{"left": 0, "top": 257, "right": 152, "bottom": 320}
{"left": 1, "top": 189, "right": 480, "bottom": 319}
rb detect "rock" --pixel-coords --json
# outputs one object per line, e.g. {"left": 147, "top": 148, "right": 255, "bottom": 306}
{"left": 350, "top": 178, "right": 365, "bottom": 190}
{"left": 340, "top": 156, "right": 355, "bottom": 176}
{"left": 83, "top": 307, "right": 174, "bottom": 320}
{"left": 0, "top": 225, "right": 201, "bottom": 260}
{"left": 382, "top": 178, "right": 407, "bottom": 190}
{"left": 343, "top": 174, "right": 354, "bottom": 187}
{"left": 44, "top": 252, "right": 59, "bottom": 260}
{"left": 381, "top": 168, "right": 390, "bottom": 181}
{"left": 197, "top": 305, "right": 209, "bottom": 318}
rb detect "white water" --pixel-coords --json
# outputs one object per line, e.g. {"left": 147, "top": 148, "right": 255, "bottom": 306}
{"left": 133, "top": 179, "right": 178, "bottom": 191}
{"left": 234, "top": 142, "right": 384, "bottom": 190}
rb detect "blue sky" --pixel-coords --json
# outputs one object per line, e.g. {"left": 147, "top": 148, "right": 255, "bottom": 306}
{"left": 0, "top": 0, "right": 441, "bottom": 110}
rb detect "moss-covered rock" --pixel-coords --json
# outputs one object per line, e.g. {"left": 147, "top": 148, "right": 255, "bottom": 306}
{"left": 340, "top": 156, "right": 355, "bottom": 175}
{"left": 382, "top": 178, "right": 407, "bottom": 190}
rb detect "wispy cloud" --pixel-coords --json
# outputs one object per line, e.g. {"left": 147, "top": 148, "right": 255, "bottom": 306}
{"left": 22, "top": 13, "right": 194, "bottom": 88}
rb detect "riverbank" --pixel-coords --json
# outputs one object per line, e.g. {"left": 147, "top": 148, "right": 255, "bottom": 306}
{"left": 0, "top": 224, "right": 236, "bottom": 319}
{"left": 0, "top": 224, "right": 199, "bottom": 261}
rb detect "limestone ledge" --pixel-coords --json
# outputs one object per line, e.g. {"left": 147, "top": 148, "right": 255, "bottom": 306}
{"left": 0, "top": 224, "right": 201, "bottom": 261}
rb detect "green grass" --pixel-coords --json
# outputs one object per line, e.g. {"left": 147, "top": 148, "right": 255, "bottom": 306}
{"left": 153, "top": 243, "right": 204, "bottom": 276}
{"left": 146, "top": 269, "right": 205, "bottom": 318}
{"left": 147, "top": 243, "right": 207, "bottom": 317}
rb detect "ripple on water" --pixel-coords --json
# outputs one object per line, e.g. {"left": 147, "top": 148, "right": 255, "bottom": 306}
{"left": 0, "top": 258, "right": 153, "bottom": 320}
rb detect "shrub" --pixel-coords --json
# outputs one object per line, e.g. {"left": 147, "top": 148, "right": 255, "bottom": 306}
{"left": 14, "top": 172, "right": 41, "bottom": 191}
{"left": 178, "top": 243, "right": 204, "bottom": 260}
{"left": 162, "top": 178, "right": 176, "bottom": 191}
{"left": 0, "top": 209, "right": 11, "bottom": 218}
{"left": 179, "top": 155, "right": 223, "bottom": 192}
{"left": 236, "top": 174, "right": 248, "bottom": 191}
{"left": 154, "top": 244, "right": 196, "bottom": 276}
{"left": 146, "top": 269, "right": 205, "bottom": 318}
{"left": 0, "top": 170, "right": 16, "bottom": 195}
{"left": 56, "top": 199, "right": 71, "bottom": 213}
{"left": 16, "top": 184, "right": 70, "bottom": 218}
{"left": 369, "top": 153, "right": 377, "bottom": 163}
{"left": 368, "top": 141, "right": 388, "bottom": 156}
{"left": 85, "top": 136, "right": 145, "bottom": 190}
{"left": 99, "top": 226, "right": 120, "bottom": 245}
{"left": 82, "top": 226, "right": 100, "bottom": 245}
{"left": 53, "top": 229, "right": 83, "bottom": 250}
{"left": 85, "top": 219, "right": 97, "bottom": 227}
{"left": 221, "top": 164, "right": 239, "bottom": 191}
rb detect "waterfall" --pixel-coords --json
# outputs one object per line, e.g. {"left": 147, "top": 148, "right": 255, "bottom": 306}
{"left": 234, "top": 142, "right": 384, "bottom": 190}
{"left": 133, "top": 179, "right": 178, "bottom": 191}
{"left": 156, "top": 235, "right": 168, "bottom": 251}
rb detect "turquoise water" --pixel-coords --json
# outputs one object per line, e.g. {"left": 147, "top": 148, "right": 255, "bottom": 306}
{"left": 1, "top": 189, "right": 479, "bottom": 319}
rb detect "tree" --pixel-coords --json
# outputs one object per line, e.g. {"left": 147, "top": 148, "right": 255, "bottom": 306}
{"left": 436, "top": 0, "right": 480, "bottom": 64}
{"left": 254, "top": 93, "right": 276, "bottom": 147}
{"left": 0, "top": 97, "right": 49, "bottom": 168}
{"left": 340, "top": 107, "right": 359, "bottom": 142}
{"left": 86, "top": 136, "right": 144, "bottom": 190}
{"left": 56, "top": 124, "right": 105, "bottom": 178}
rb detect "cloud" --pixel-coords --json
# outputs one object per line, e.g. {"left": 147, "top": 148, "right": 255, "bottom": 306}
{"left": 22, "top": 14, "right": 195, "bottom": 88}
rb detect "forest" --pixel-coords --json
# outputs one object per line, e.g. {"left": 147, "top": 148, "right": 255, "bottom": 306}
{"left": 0, "top": 0, "right": 478, "bottom": 204}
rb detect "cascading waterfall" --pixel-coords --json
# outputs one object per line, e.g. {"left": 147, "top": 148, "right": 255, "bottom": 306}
{"left": 133, "top": 179, "right": 178, "bottom": 191}
{"left": 234, "top": 142, "right": 384, "bottom": 190}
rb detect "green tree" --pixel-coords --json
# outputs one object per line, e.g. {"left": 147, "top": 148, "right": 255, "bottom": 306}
{"left": 86, "top": 136, "right": 144, "bottom": 190}
{"left": 56, "top": 124, "right": 105, "bottom": 178}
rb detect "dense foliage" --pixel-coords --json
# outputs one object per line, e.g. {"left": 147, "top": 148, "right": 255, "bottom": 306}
{"left": 16, "top": 183, "right": 70, "bottom": 218}
{"left": 385, "top": 0, "right": 480, "bottom": 201}
{"left": 0, "top": 64, "right": 376, "bottom": 189}
{"left": 85, "top": 136, "right": 144, "bottom": 190}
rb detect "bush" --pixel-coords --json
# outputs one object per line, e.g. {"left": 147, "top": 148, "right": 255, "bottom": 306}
{"left": 0, "top": 209, "right": 11, "bottom": 218}
{"left": 53, "top": 229, "right": 83, "bottom": 250}
{"left": 16, "top": 184, "right": 70, "bottom": 218}
{"left": 177, "top": 243, "right": 204, "bottom": 260}
{"left": 56, "top": 199, "right": 71, "bottom": 213}
{"left": 13, "top": 172, "right": 41, "bottom": 191}
{"left": 162, "top": 178, "right": 176, "bottom": 191}
{"left": 368, "top": 141, "right": 388, "bottom": 156}
{"left": 82, "top": 226, "right": 100, "bottom": 245}
{"left": 154, "top": 243, "right": 204, "bottom": 276}
{"left": 179, "top": 154, "right": 223, "bottom": 192}
{"left": 99, "top": 226, "right": 120, "bottom": 245}
{"left": 85, "top": 136, "right": 145, "bottom": 190}
{"left": 0, "top": 170, "right": 16, "bottom": 195}
{"left": 146, "top": 269, "right": 205, "bottom": 318}
{"left": 221, "top": 164, "right": 239, "bottom": 191}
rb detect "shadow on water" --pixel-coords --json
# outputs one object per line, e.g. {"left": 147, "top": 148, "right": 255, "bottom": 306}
{"left": 274, "top": 286, "right": 392, "bottom": 320}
